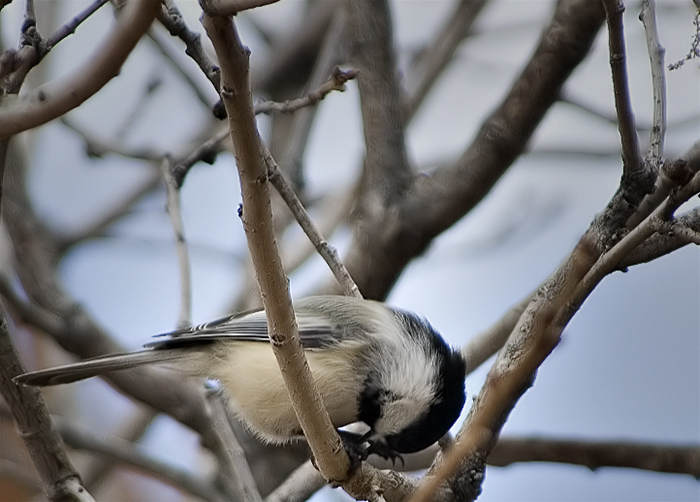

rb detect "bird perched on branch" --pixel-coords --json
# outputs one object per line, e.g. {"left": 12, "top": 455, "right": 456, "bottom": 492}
{"left": 16, "top": 295, "right": 466, "bottom": 462}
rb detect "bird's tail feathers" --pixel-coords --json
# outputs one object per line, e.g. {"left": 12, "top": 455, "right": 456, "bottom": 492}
{"left": 14, "top": 349, "right": 188, "bottom": 387}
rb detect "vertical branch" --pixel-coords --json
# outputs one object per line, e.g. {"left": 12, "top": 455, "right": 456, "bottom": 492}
{"left": 161, "top": 157, "right": 192, "bottom": 329}
{"left": 200, "top": 12, "right": 351, "bottom": 483}
{"left": 602, "top": 0, "right": 644, "bottom": 181}
{"left": 639, "top": 0, "right": 667, "bottom": 167}
{"left": 206, "top": 389, "right": 263, "bottom": 502}
{"left": 0, "top": 141, "right": 94, "bottom": 501}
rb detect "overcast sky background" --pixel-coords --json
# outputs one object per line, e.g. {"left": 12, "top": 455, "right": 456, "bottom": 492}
{"left": 2, "top": 1, "right": 699, "bottom": 500}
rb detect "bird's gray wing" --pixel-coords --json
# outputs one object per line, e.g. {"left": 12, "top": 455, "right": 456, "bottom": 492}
{"left": 16, "top": 304, "right": 345, "bottom": 387}
{"left": 146, "top": 309, "right": 344, "bottom": 350}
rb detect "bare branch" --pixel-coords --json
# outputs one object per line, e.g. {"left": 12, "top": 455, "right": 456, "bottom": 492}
{"left": 255, "top": 67, "right": 358, "bottom": 115}
{"left": 0, "top": 316, "right": 96, "bottom": 502}
{"left": 59, "top": 117, "right": 164, "bottom": 161}
{"left": 171, "top": 69, "right": 358, "bottom": 188}
{"left": 347, "top": 0, "right": 412, "bottom": 196}
{"left": 263, "top": 146, "right": 361, "bottom": 299}
{"left": 602, "top": 0, "right": 653, "bottom": 192}
{"left": 157, "top": 0, "right": 221, "bottom": 96}
{"left": 627, "top": 141, "right": 700, "bottom": 228}
{"left": 404, "top": 0, "right": 489, "bottom": 119}
{"left": 146, "top": 25, "right": 215, "bottom": 108}
{"left": 0, "top": 138, "right": 92, "bottom": 501}
{"left": 161, "top": 157, "right": 192, "bottom": 329}
{"left": 0, "top": 0, "right": 161, "bottom": 138}
{"left": 201, "top": 0, "right": 280, "bottom": 16}
{"left": 270, "top": 6, "right": 348, "bottom": 194}
{"left": 250, "top": 2, "right": 336, "bottom": 94}
{"left": 44, "top": 0, "right": 110, "bottom": 51}
{"left": 623, "top": 205, "right": 700, "bottom": 266}
{"left": 206, "top": 388, "right": 263, "bottom": 502}
{"left": 201, "top": 11, "right": 351, "bottom": 484}
{"left": 639, "top": 0, "right": 667, "bottom": 167}
{"left": 490, "top": 437, "right": 700, "bottom": 477}
{"left": 263, "top": 460, "right": 326, "bottom": 502}
{"left": 49, "top": 415, "right": 219, "bottom": 501}
{"left": 341, "top": 0, "right": 413, "bottom": 300}
{"left": 461, "top": 292, "right": 534, "bottom": 375}
{"left": 342, "top": 0, "right": 606, "bottom": 301}
{"left": 1, "top": 140, "right": 230, "bottom": 485}
{"left": 412, "top": 110, "right": 700, "bottom": 502}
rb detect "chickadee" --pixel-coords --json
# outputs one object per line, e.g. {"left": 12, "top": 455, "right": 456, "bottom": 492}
{"left": 16, "top": 296, "right": 466, "bottom": 460}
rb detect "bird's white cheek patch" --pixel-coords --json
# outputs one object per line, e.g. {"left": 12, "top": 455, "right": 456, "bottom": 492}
{"left": 374, "top": 397, "right": 429, "bottom": 435}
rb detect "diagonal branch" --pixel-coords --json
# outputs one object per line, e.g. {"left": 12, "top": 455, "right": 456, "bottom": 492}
{"left": 263, "top": 145, "right": 361, "bottom": 298}
{"left": 341, "top": 0, "right": 606, "bottom": 301}
{"left": 404, "top": 0, "right": 489, "bottom": 120}
{"left": 0, "top": 0, "right": 161, "bottom": 138}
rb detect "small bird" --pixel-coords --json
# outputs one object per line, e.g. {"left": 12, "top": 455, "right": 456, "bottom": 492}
{"left": 16, "top": 296, "right": 466, "bottom": 461}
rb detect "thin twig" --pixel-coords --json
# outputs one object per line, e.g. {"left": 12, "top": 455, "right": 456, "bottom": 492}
{"left": 147, "top": 25, "right": 214, "bottom": 108}
{"left": 404, "top": 0, "right": 489, "bottom": 120}
{"left": 44, "top": 0, "right": 110, "bottom": 50}
{"left": 263, "top": 145, "right": 361, "bottom": 299}
{"left": 171, "top": 128, "right": 229, "bottom": 188}
{"left": 171, "top": 69, "right": 359, "bottom": 188}
{"left": 60, "top": 117, "right": 164, "bottom": 161}
{"left": 0, "top": 0, "right": 162, "bottom": 138}
{"left": 268, "top": 6, "right": 348, "bottom": 194}
{"left": 255, "top": 67, "right": 358, "bottom": 115}
{"left": 160, "top": 157, "right": 192, "bottom": 329}
{"left": 602, "top": 0, "right": 645, "bottom": 182}
{"left": 157, "top": 0, "right": 220, "bottom": 94}
{"left": 668, "top": 9, "right": 700, "bottom": 70}
{"left": 461, "top": 292, "right": 533, "bottom": 375}
{"left": 206, "top": 387, "right": 263, "bottom": 502}
{"left": 639, "top": 0, "right": 667, "bottom": 167}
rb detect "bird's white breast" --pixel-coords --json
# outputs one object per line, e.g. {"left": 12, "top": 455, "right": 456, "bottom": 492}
{"left": 211, "top": 341, "right": 365, "bottom": 444}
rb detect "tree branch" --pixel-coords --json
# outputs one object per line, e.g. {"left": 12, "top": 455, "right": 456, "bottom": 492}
{"left": 0, "top": 140, "right": 231, "bottom": 496}
{"left": 404, "top": 0, "right": 489, "bottom": 120}
{"left": 603, "top": 0, "right": 645, "bottom": 185}
{"left": 201, "top": 11, "right": 351, "bottom": 484}
{"left": 0, "top": 0, "right": 161, "bottom": 138}
{"left": 490, "top": 437, "right": 700, "bottom": 477}
{"left": 0, "top": 141, "right": 93, "bottom": 502}
{"left": 639, "top": 0, "right": 667, "bottom": 168}
{"left": 341, "top": 0, "right": 606, "bottom": 301}
{"left": 201, "top": 0, "right": 280, "bottom": 16}
{"left": 263, "top": 145, "right": 361, "bottom": 299}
